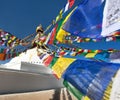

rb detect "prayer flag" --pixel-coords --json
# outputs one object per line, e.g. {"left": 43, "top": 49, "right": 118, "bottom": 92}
{"left": 63, "top": 0, "right": 105, "bottom": 38}
{"left": 52, "top": 57, "right": 75, "bottom": 78}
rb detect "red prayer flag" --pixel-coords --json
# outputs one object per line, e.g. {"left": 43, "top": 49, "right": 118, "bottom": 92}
{"left": 43, "top": 55, "right": 54, "bottom": 67}
{"left": 68, "top": 0, "right": 75, "bottom": 8}
{"left": 48, "top": 24, "right": 58, "bottom": 44}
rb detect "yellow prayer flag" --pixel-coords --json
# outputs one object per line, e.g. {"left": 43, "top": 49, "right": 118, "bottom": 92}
{"left": 56, "top": 7, "right": 77, "bottom": 43}
{"left": 84, "top": 96, "right": 90, "bottom": 100}
{"left": 52, "top": 57, "right": 76, "bottom": 78}
{"left": 56, "top": 29, "right": 69, "bottom": 43}
{"left": 94, "top": 50, "right": 100, "bottom": 53}
{"left": 85, "top": 52, "right": 97, "bottom": 58}
{"left": 8, "top": 40, "right": 12, "bottom": 44}
{"left": 85, "top": 38, "right": 90, "bottom": 42}
{"left": 56, "top": 9, "right": 63, "bottom": 22}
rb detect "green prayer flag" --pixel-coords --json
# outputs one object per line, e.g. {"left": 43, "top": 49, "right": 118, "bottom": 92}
{"left": 0, "top": 48, "right": 4, "bottom": 53}
{"left": 48, "top": 57, "right": 59, "bottom": 68}
{"left": 63, "top": 80, "right": 84, "bottom": 100}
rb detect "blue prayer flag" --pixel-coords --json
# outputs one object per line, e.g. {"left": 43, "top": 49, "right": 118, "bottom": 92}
{"left": 62, "top": 59, "right": 120, "bottom": 100}
{"left": 63, "top": 0, "right": 105, "bottom": 38}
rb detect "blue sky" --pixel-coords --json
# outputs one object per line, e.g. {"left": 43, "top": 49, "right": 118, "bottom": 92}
{"left": 0, "top": 0, "right": 66, "bottom": 38}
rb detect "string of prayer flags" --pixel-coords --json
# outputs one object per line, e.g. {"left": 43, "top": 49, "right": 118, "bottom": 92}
{"left": 0, "top": 30, "right": 20, "bottom": 48}
{"left": 64, "top": 32, "right": 120, "bottom": 44}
